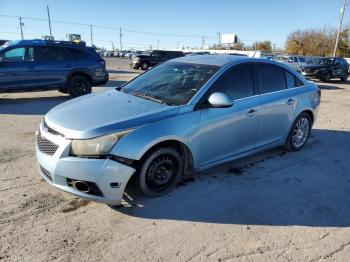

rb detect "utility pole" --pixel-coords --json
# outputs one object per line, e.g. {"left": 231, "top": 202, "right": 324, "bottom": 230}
{"left": 111, "top": 41, "right": 115, "bottom": 50}
{"left": 89, "top": 25, "right": 93, "bottom": 46}
{"left": 47, "top": 5, "right": 53, "bottom": 39}
{"left": 201, "top": 36, "right": 205, "bottom": 49}
{"left": 217, "top": 32, "right": 221, "bottom": 46}
{"left": 19, "top": 17, "right": 24, "bottom": 40}
{"left": 333, "top": 0, "right": 348, "bottom": 56}
{"left": 157, "top": 40, "right": 159, "bottom": 50}
{"left": 119, "top": 27, "right": 123, "bottom": 50}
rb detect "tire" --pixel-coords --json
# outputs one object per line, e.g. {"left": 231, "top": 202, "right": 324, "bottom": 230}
{"left": 284, "top": 113, "right": 312, "bottom": 151}
{"left": 340, "top": 73, "right": 348, "bottom": 82}
{"left": 324, "top": 72, "right": 331, "bottom": 82}
{"left": 136, "top": 148, "right": 183, "bottom": 197}
{"left": 67, "top": 75, "right": 92, "bottom": 98}
{"left": 141, "top": 62, "right": 149, "bottom": 70}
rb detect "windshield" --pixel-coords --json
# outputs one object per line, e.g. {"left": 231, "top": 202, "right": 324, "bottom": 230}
{"left": 122, "top": 62, "right": 219, "bottom": 106}
{"left": 319, "top": 58, "right": 333, "bottom": 65}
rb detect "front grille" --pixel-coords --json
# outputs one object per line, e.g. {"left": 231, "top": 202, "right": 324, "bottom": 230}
{"left": 40, "top": 165, "right": 53, "bottom": 182}
{"left": 36, "top": 135, "right": 59, "bottom": 155}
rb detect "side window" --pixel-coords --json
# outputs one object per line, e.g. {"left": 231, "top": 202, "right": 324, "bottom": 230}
{"left": 210, "top": 64, "right": 254, "bottom": 100}
{"left": 1, "top": 47, "right": 26, "bottom": 62}
{"left": 66, "top": 48, "right": 89, "bottom": 59}
{"left": 294, "top": 57, "right": 298, "bottom": 63}
{"left": 334, "top": 59, "right": 341, "bottom": 66}
{"left": 285, "top": 70, "right": 304, "bottom": 88}
{"left": 34, "top": 47, "right": 67, "bottom": 61}
{"left": 255, "top": 63, "right": 287, "bottom": 94}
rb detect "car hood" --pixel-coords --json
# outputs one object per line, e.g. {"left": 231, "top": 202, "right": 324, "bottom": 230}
{"left": 45, "top": 90, "right": 180, "bottom": 139}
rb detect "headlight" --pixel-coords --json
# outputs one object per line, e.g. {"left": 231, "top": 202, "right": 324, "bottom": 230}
{"left": 133, "top": 57, "right": 140, "bottom": 62}
{"left": 70, "top": 130, "right": 133, "bottom": 156}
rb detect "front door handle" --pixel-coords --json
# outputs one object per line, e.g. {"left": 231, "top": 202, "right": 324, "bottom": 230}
{"left": 247, "top": 109, "right": 257, "bottom": 117}
{"left": 287, "top": 98, "right": 296, "bottom": 105}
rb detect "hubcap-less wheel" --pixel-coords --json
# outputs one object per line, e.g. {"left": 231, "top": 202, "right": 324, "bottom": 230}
{"left": 292, "top": 117, "right": 310, "bottom": 148}
{"left": 146, "top": 155, "right": 178, "bottom": 192}
{"left": 141, "top": 62, "right": 149, "bottom": 70}
{"left": 137, "top": 148, "right": 183, "bottom": 197}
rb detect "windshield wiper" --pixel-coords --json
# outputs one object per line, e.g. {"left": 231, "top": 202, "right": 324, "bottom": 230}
{"left": 131, "top": 92, "right": 171, "bottom": 105}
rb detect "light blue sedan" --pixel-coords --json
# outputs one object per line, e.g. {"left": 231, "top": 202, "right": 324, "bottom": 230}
{"left": 35, "top": 55, "right": 321, "bottom": 204}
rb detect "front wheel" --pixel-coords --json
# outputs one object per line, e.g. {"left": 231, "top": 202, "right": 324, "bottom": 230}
{"left": 340, "top": 73, "right": 348, "bottom": 82}
{"left": 284, "top": 113, "right": 312, "bottom": 151}
{"left": 68, "top": 76, "right": 92, "bottom": 98}
{"left": 136, "top": 148, "right": 183, "bottom": 197}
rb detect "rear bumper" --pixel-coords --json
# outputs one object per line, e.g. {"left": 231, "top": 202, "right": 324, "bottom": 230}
{"left": 35, "top": 123, "right": 135, "bottom": 205}
{"left": 93, "top": 73, "right": 109, "bottom": 86}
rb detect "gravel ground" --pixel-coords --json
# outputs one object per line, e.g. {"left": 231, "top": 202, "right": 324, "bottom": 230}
{"left": 0, "top": 58, "right": 350, "bottom": 261}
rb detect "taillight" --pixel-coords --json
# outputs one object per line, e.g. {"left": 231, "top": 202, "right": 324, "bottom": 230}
{"left": 317, "top": 88, "right": 321, "bottom": 98}
{"left": 99, "top": 60, "right": 106, "bottom": 66}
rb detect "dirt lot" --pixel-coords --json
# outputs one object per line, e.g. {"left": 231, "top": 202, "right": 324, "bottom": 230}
{"left": 1, "top": 58, "right": 350, "bottom": 261}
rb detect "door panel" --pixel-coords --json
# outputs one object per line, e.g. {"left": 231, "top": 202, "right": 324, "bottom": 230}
{"left": 199, "top": 97, "right": 259, "bottom": 167}
{"left": 256, "top": 91, "right": 295, "bottom": 147}
{"left": 0, "top": 47, "right": 34, "bottom": 90}
{"left": 253, "top": 63, "right": 297, "bottom": 148}
{"left": 197, "top": 63, "right": 258, "bottom": 168}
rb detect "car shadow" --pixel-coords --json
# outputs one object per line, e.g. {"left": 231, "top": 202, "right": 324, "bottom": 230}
{"left": 0, "top": 95, "right": 69, "bottom": 115}
{"left": 114, "top": 129, "right": 350, "bottom": 227}
{"left": 317, "top": 84, "right": 345, "bottom": 90}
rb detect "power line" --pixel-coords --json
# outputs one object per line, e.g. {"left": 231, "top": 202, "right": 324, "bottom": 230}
{"left": 0, "top": 14, "right": 217, "bottom": 39}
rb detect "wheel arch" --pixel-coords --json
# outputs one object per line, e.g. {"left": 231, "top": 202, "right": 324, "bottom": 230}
{"left": 67, "top": 71, "right": 93, "bottom": 85}
{"left": 138, "top": 139, "right": 195, "bottom": 174}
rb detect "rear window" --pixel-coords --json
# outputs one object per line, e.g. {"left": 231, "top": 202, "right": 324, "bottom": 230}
{"left": 255, "top": 63, "right": 287, "bottom": 94}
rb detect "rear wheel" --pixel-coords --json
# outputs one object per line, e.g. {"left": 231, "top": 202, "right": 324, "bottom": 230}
{"left": 141, "top": 62, "right": 149, "bottom": 70}
{"left": 136, "top": 148, "right": 183, "bottom": 197}
{"left": 68, "top": 75, "right": 92, "bottom": 98}
{"left": 284, "top": 113, "right": 312, "bottom": 151}
{"left": 340, "top": 73, "right": 348, "bottom": 82}
{"left": 324, "top": 72, "right": 331, "bottom": 82}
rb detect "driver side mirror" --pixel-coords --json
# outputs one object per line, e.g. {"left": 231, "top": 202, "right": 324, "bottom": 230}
{"left": 208, "top": 92, "right": 234, "bottom": 108}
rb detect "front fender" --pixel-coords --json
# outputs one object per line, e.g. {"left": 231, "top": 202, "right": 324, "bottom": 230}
{"left": 110, "top": 107, "right": 201, "bottom": 167}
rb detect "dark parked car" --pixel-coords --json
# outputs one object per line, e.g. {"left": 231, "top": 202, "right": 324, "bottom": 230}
{"left": 130, "top": 50, "right": 184, "bottom": 70}
{"left": 300, "top": 57, "right": 349, "bottom": 82}
{"left": 0, "top": 40, "right": 108, "bottom": 97}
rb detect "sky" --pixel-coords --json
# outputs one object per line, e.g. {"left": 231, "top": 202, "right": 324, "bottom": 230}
{"left": 0, "top": 0, "right": 348, "bottom": 50}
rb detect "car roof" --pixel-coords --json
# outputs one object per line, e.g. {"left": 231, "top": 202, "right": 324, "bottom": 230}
{"left": 6, "top": 39, "right": 85, "bottom": 48}
{"left": 171, "top": 54, "right": 251, "bottom": 66}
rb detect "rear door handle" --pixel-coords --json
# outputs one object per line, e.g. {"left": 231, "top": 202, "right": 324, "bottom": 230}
{"left": 287, "top": 98, "right": 296, "bottom": 105}
{"left": 247, "top": 109, "right": 257, "bottom": 117}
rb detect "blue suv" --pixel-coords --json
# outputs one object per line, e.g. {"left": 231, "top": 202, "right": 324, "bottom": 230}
{"left": 0, "top": 40, "right": 108, "bottom": 97}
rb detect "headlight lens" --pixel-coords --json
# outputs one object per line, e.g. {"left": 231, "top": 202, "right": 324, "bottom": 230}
{"left": 133, "top": 57, "right": 140, "bottom": 62}
{"left": 70, "top": 130, "right": 132, "bottom": 156}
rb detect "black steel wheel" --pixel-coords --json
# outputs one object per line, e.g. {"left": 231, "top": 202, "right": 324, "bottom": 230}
{"left": 137, "top": 148, "right": 183, "bottom": 197}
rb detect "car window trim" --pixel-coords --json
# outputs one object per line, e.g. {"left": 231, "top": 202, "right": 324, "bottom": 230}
{"left": 194, "top": 62, "right": 256, "bottom": 111}
{"left": 252, "top": 62, "right": 303, "bottom": 95}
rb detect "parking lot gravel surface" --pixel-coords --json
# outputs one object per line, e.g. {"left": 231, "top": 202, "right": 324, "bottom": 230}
{"left": 0, "top": 58, "right": 350, "bottom": 261}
